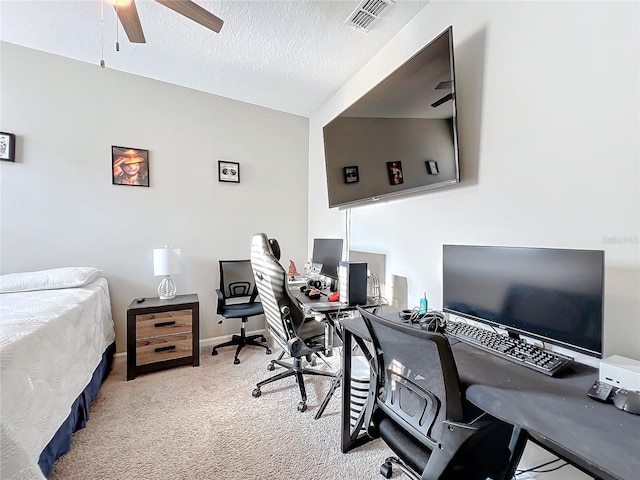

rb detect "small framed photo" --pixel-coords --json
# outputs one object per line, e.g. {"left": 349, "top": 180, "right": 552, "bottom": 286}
{"left": 426, "top": 160, "right": 439, "bottom": 175}
{"left": 112, "top": 146, "right": 149, "bottom": 187}
{"left": 343, "top": 166, "right": 359, "bottom": 184}
{"left": 0, "top": 132, "right": 16, "bottom": 162}
{"left": 218, "top": 160, "right": 240, "bottom": 183}
{"left": 387, "top": 161, "right": 404, "bottom": 185}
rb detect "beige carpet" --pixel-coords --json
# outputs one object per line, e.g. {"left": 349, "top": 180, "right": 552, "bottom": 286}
{"left": 50, "top": 345, "right": 394, "bottom": 479}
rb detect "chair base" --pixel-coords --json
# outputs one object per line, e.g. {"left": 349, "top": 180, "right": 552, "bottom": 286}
{"left": 252, "top": 354, "right": 335, "bottom": 412}
{"left": 211, "top": 322, "right": 271, "bottom": 364}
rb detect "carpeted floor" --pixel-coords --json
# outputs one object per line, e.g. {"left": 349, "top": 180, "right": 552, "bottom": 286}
{"left": 50, "top": 345, "right": 394, "bottom": 479}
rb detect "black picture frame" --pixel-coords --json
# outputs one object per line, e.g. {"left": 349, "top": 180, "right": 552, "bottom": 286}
{"left": 0, "top": 132, "right": 16, "bottom": 162}
{"left": 387, "top": 161, "right": 404, "bottom": 185}
{"left": 426, "top": 160, "right": 439, "bottom": 175}
{"left": 343, "top": 166, "right": 359, "bottom": 184}
{"left": 112, "top": 146, "right": 150, "bottom": 187}
{"left": 218, "top": 160, "right": 240, "bottom": 183}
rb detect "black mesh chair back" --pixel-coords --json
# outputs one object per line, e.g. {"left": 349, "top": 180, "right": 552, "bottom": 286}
{"left": 250, "top": 232, "right": 335, "bottom": 412}
{"left": 210, "top": 260, "right": 271, "bottom": 365}
{"left": 357, "top": 306, "right": 516, "bottom": 480}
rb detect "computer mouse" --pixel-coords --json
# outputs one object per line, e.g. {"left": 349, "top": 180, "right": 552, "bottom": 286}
{"left": 612, "top": 389, "right": 640, "bottom": 415}
{"left": 328, "top": 291, "right": 340, "bottom": 302}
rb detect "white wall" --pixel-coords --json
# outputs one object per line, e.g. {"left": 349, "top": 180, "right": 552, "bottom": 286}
{"left": 0, "top": 43, "right": 310, "bottom": 353}
{"left": 309, "top": 1, "right": 639, "bottom": 360}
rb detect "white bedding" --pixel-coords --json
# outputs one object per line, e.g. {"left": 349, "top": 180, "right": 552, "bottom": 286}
{"left": 0, "top": 277, "right": 115, "bottom": 479}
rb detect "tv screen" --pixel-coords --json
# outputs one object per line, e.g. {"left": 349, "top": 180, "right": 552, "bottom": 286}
{"left": 312, "top": 238, "right": 344, "bottom": 280}
{"left": 442, "top": 245, "right": 604, "bottom": 357}
{"left": 323, "top": 26, "right": 460, "bottom": 208}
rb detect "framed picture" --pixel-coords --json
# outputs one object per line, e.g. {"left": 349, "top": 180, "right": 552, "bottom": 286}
{"left": 343, "top": 166, "right": 359, "bottom": 184}
{"left": 112, "top": 146, "right": 149, "bottom": 187}
{"left": 218, "top": 160, "right": 240, "bottom": 183}
{"left": 426, "top": 160, "right": 439, "bottom": 175}
{"left": 0, "top": 132, "right": 16, "bottom": 162}
{"left": 387, "top": 161, "right": 404, "bottom": 185}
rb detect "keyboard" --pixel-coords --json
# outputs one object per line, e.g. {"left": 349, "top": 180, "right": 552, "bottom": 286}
{"left": 445, "top": 321, "right": 573, "bottom": 376}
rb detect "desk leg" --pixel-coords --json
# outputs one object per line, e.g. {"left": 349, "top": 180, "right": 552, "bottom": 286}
{"left": 315, "top": 371, "right": 341, "bottom": 420}
{"left": 340, "top": 330, "right": 374, "bottom": 453}
{"left": 500, "top": 425, "right": 528, "bottom": 480}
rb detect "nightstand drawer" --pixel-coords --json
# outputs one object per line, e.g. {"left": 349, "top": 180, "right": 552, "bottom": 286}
{"left": 136, "top": 334, "right": 193, "bottom": 365}
{"left": 126, "top": 294, "right": 200, "bottom": 380}
{"left": 136, "top": 311, "right": 192, "bottom": 339}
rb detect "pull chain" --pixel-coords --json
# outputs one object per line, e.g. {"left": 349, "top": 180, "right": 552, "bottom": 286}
{"left": 100, "top": 0, "right": 105, "bottom": 68}
{"left": 115, "top": 5, "right": 120, "bottom": 52}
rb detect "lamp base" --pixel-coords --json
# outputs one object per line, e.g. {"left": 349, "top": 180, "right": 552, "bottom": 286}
{"left": 157, "top": 276, "right": 176, "bottom": 300}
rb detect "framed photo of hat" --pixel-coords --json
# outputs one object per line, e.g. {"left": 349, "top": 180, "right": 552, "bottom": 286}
{"left": 112, "top": 146, "right": 149, "bottom": 187}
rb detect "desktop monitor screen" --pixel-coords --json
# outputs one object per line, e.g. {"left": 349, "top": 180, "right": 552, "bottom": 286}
{"left": 312, "top": 238, "right": 344, "bottom": 280}
{"left": 442, "top": 245, "right": 604, "bottom": 357}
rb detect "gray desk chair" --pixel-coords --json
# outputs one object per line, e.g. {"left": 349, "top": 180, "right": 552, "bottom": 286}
{"left": 211, "top": 260, "right": 271, "bottom": 365}
{"left": 250, "top": 232, "right": 336, "bottom": 413}
{"left": 357, "top": 306, "right": 517, "bottom": 480}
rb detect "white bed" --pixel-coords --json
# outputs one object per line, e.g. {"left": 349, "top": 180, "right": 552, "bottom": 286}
{"left": 0, "top": 267, "right": 115, "bottom": 479}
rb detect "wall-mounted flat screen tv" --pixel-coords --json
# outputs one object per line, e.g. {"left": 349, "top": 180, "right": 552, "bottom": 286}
{"left": 323, "top": 26, "right": 460, "bottom": 208}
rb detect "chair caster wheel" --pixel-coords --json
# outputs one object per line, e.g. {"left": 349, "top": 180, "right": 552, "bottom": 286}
{"left": 297, "top": 402, "right": 307, "bottom": 412}
{"left": 234, "top": 358, "right": 240, "bottom": 365}
{"left": 266, "top": 348, "right": 272, "bottom": 354}
{"left": 211, "top": 350, "right": 218, "bottom": 356}
{"left": 252, "top": 388, "right": 261, "bottom": 398}
{"left": 267, "top": 363, "right": 275, "bottom": 371}
{"left": 380, "top": 462, "right": 392, "bottom": 479}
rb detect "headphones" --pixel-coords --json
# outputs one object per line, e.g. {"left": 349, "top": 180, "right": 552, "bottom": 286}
{"left": 306, "top": 279, "right": 323, "bottom": 289}
{"left": 398, "top": 308, "right": 446, "bottom": 333}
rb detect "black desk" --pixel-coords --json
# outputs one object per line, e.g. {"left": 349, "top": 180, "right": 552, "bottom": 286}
{"left": 340, "top": 314, "right": 640, "bottom": 480}
{"left": 293, "top": 289, "right": 384, "bottom": 419}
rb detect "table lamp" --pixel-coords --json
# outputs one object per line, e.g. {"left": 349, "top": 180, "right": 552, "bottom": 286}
{"left": 153, "top": 246, "right": 181, "bottom": 300}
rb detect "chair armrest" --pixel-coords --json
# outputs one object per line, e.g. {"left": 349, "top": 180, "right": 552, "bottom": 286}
{"left": 215, "top": 289, "right": 225, "bottom": 315}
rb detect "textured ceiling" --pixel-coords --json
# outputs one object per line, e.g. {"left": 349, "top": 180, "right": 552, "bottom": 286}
{"left": 1, "top": 0, "right": 429, "bottom": 117}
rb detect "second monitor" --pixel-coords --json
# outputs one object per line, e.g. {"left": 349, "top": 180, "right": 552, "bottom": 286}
{"left": 312, "top": 238, "right": 344, "bottom": 290}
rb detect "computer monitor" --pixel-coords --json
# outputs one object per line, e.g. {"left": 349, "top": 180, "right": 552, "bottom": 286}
{"left": 312, "top": 238, "right": 344, "bottom": 280}
{"left": 442, "top": 244, "right": 604, "bottom": 358}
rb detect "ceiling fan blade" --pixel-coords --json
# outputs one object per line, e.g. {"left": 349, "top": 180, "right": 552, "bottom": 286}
{"left": 155, "top": 0, "right": 224, "bottom": 33}
{"left": 435, "top": 80, "right": 452, "bottom": 90}
{"left": 431, "top": 93, "right": 453, "bottom": 108}
{"left": 114, "top": 0, "right": 146, "bottom": 44}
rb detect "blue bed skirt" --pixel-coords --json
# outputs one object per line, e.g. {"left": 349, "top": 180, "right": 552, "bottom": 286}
{"left": 37, "top": 342, "right": 116, "bottom": 477}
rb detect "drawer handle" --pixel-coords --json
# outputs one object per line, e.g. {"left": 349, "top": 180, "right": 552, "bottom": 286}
{"left": 155, "top": 345, "right": 176, "bottom": 353}
{"left": 154, "top": 320, "right": 176, "bottom": 328}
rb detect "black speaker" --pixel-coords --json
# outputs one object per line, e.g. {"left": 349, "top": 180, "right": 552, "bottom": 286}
{"left": 338, "top": 261, "right": 367, "bottom": 306}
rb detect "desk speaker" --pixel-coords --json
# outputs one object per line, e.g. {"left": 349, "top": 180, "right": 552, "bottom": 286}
{"left": 338, "top": 261, "right": 367, "bottom": 306}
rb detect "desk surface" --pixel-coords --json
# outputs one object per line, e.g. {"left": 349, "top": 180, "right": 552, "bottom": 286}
{"left": 341, "top": 315, "right": 639, "bottom": 480}
{"left": 292, "top": 288, "right": 383, "bottom": 314}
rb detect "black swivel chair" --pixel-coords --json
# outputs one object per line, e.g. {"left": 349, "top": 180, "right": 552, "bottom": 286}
{"left": 356, "top": 306, "right": 518, "bottom": 480}
{"left": 211, "top": 260, "right": 272, "bottom": 365}
{"left": 250, "top": 232, "right": 336, "bottom": 412}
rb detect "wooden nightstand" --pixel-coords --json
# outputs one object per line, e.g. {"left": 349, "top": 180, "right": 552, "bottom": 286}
{"left": 126, "top": 294, "right": 200, "bottom": 380}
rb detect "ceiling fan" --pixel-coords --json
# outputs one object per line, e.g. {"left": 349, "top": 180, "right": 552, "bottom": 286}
{"left": 431, "top": 80, "right": 454, "bottom": 108}
{"left": 111, "top": 0, "right": 224, "bottom": 44}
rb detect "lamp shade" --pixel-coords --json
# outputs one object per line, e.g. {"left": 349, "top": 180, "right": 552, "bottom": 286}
{"left": 153, "top": 247, "right": 181, "bottom": 276}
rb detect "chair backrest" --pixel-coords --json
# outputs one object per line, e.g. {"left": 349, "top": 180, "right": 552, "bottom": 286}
{"left": 250, "top": 233, "right": 306, "bottom": 350}
{"left": 357, "top": 307, "right": 464, "bottom": 446}
{"left": 219, "top": 260, "right": 258, "bottom": 303}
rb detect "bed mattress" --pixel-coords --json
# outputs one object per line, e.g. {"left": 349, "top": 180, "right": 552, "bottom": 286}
{"left": 0, "top": 277, "right": 115, "bottom": 479}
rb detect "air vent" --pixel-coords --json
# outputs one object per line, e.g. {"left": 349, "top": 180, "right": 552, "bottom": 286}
{"left": 346, "top": 0, "right": 394, "bottom": 32}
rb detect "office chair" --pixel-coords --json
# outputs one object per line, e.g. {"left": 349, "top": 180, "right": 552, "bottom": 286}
{"left": 211, "top": 260, "right": 271, "bottom": 365}
{"left": 356, "top": 306, "right": 517, "bottom": 480}
{"left": 250, "top": 232, "right": 336, "bottom": 412}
